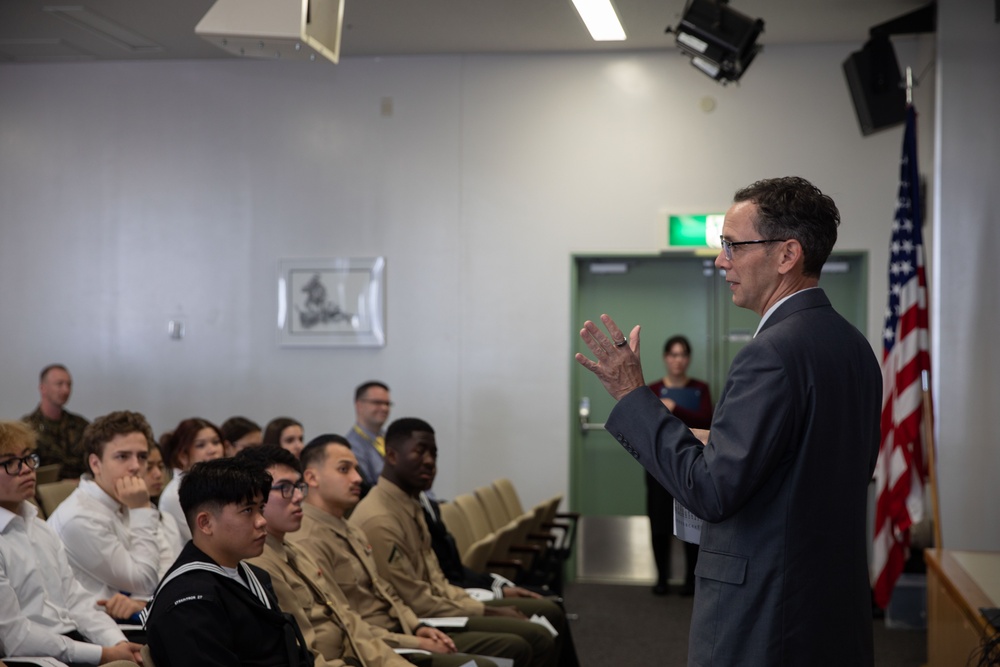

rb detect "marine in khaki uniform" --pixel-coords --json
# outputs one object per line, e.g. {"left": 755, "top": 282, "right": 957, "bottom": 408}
{"left": 349, "top": 420, "right": 560, "bottom": 667}
{"left": 243, "top": 445, "right": 494, "bottom": 667}
{"left": 290, "top": 435, "right": 532, "bottom": 667}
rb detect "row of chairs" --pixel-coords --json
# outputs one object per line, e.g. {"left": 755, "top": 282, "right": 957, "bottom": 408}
{"left": 438, "top": 478, "right": 579, "bottom": 593}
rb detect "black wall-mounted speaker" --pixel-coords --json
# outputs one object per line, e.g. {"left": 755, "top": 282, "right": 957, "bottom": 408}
{"left": 842, "top": 36, "right": 907, "bottom": 136}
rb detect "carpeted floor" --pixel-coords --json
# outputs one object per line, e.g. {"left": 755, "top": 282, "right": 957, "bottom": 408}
{"left": 562, "top": 582, "right": 927, "bottom": 666}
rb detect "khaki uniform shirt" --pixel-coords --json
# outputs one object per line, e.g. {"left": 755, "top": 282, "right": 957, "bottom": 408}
{"left": 349, "top": 479, "right": 484, "bottom": 618}
{"left": 249, "top": 536, "right": 411, "bottom": 667}
{"left": 289, "top": 504, "right": 421, "bottom": 649}
{"left": 22, "top": 407, "right": 89, "bottom": 478}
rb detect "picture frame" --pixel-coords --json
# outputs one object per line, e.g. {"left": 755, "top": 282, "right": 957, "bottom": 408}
{"left": 277, "top": 257, "right": 386, "bottom": 347}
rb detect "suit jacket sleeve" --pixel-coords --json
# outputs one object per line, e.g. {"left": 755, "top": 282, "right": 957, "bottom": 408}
{"left": 608, "top": 339, "right": 794, "bottom": 523}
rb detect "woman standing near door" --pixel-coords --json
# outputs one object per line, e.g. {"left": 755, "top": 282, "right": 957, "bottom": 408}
{"left": 647, "top": 334, "right": 713, "bottom": 596}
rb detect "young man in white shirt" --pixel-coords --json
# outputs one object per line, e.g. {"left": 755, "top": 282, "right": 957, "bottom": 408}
{"left": 0, "top": 420, "right": 141, "bottom": 666}
{"left": 47, "top": 410, "right": 162, "bottom": 615}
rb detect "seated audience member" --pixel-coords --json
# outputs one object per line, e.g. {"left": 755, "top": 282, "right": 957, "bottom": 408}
{"left": 345, "top": 381, "right": 392, "bottom": 496}
{"left": 86, "top": 442, "right": 185, "bottom": 624}
{"left": 350, "top": 419, "right": 564, "bottom": 667}
{"left": 221, "top": 416, "right": 263, "bottom": 457}
{"left": 140, "top": 457, "right": 313, "bottom": 667}
{"left": 94, "top": 440, "right": 185, "bottom": 622}
{"left": 422, "top": 495, "right": 523, "bottom": 594}
{"left": 240, "top": 445, "right": 496, "bottom": 667}
{"left": 142, "top": 442, "right": 168, "bottom": 506}
{"left": 420, "top": 494, "right": 580, "bottom": 667}
{"left": 291, "top": 436, "right": 535, "bottom": 667}
{"left": 0, "top": 420, "right": 141, "bottom": 665}
{"left": 47, "top": 411, "right": 163, "bottom": 605}
{"left": 158, "top": 418, "right": 226, "bottom": 542}
{"left": 264, "top": 417, "right": 305, "bottom": 459}
{"left": 21, "top": 363, "right": 89, "bottom": 479}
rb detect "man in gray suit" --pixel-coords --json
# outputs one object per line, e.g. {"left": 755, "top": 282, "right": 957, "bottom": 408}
{"left": 576, "top": 176, "right": 881, "bottom": 666}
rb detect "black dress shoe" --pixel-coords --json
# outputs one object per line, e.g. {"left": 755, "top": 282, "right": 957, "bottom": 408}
{"left": 652, "top": 583, "right": 669, "bottom": 596}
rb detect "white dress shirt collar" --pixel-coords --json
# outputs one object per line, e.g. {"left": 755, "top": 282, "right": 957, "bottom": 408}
{"left": 0, "top": 499, "right": 37, "bottom": 532}
{"left": 755, "top": 287, "right": 820, "bottom": 337}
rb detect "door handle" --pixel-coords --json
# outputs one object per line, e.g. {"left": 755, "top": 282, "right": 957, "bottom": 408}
{"left": 579, "top": 397, "right": 606, "bottom": 434}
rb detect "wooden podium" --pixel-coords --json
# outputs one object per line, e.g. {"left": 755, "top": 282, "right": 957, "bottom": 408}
{"left": 924, "top": 549, "right": 1000, "bottom": 666}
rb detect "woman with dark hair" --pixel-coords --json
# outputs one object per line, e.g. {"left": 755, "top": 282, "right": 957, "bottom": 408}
{"left": 263, "top": 417, "right": 304, "bottom": 458}
{"left": 143, "top": 442, "right": 184, "bottom": 568}
{"left": 646, "top": 335, "right": 713, "bottom": 596}
{"left": 158, "top": 418, "right": 225, "bottom": 542}
{"left": 220, "top": 416, "right": 262, "bottom": 457}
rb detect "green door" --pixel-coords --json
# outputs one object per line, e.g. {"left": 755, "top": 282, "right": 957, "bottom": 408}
{"left": 570, "top": 251, "right": 867, "bottom": 517}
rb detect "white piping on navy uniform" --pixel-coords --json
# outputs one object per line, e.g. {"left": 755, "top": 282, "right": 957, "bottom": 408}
{"left": 140, "top": 561, "right": 271, "bottom": 627}
{"left": 490, "top": 573, "right": 514, "bottom": 598}
{"left": 240, "top": 563, "right": 273, "bottom": 610}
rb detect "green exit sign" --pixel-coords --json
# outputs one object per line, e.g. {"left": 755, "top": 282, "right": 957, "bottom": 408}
{"left": 668, "top": 214, "right": 725, "bottom": 247}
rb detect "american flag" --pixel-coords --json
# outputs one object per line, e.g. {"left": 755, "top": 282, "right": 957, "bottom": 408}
{"left": 871, "top": 104, "right": 931, "bottom": 610}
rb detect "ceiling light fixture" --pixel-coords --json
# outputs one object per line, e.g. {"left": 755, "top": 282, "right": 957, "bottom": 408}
{"left": 667, "top": 0, "right": 764, "bottom": 85}
{"left": 570, "top": 0, "right": 626, "bottom": 41}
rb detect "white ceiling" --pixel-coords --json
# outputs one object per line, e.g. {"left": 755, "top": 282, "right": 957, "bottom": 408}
{"left": 0, "top": 0, "right": 929, "bottom": 63}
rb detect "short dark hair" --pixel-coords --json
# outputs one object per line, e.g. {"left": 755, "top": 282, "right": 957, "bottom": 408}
{"left": 220, "top": 416, "right": 261, "bottom": 444}
{"left": 355, "top": 381, "right": 390, "bottom": 402}
{"left": 39, "top": 364, "right": 69, "bottom": 382}
{"left": 263, "top": 417, "right": 302, "bottom": 446}
{"left": 162, "top": 418, "right": 223, "bottom": 470}
{"left": 236, "top": 443, "right": 301, "bottom": 474}
{"left": 663, "top": 335, "right": 692, "bottom": 356}
{"left": 733, "top": 176, "right": 840, "bottom": 277}
{"left": 385, "top": 417, "right": 434, "bottom": 451}
{"left": 300, "top": 434, "right": 351, "bottom": 470}
{"left": 179, "top": 457, "right": 272, "bottom": 530}
{"left": 80, "top": 411, "right": 154, "bottom": 476}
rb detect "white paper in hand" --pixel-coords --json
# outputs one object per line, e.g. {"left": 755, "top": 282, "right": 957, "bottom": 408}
{"left": 673, "top": 498, "right": 702, "bottom": 544}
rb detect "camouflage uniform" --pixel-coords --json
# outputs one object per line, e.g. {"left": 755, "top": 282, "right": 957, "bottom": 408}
{"left": 22, "top": 406, "right": 89, "bottom": 478}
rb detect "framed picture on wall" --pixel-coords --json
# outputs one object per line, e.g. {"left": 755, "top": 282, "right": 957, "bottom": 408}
{"left": 277, "top": 257, "right": 386, "bottom": 347}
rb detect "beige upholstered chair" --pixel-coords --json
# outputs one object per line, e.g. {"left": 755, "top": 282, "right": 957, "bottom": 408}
{"left": 35, "top": 480, "right": 77, "bottom": 518}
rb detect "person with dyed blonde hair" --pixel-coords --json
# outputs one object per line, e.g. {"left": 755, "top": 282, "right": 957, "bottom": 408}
{"left": 0, "top": 420, "right": 141, "bottom": 665}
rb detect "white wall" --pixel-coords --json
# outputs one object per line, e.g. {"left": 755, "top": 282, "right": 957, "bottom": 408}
{"left": 933, "top": 1, "right": 1000, "bottom": 551}
{"left": 0, "top": 40, "right": 936, "bottom": 509}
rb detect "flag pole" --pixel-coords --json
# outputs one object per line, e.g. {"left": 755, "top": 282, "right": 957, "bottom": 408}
{"left": 908, "top": 67, "right": 939, "bottom": 551}
{"left": 922, "top": 368, "right": 942, "bottom": 551}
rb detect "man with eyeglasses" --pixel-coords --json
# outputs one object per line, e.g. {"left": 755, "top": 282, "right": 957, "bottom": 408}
{"left": 141, "top": 456, "right": 313, "bottom": 667}
{"left": 240, "top": 445, "right": 481, "bottom": 667}
{"left": 0, "top": 420, "right": 142, "bottom": 665}
{"left": 576, "top": 176, "right": 882, "bottom": 666}
{"left": 346, "top": 381, "right": 393, "bottom": 497}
